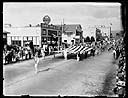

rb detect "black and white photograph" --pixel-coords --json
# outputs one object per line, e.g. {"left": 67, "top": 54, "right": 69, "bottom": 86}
{"left": 3, "top": 2, "right": 126, "bottom": 97}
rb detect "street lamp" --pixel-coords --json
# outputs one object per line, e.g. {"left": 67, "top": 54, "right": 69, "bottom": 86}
{"left": 110, "top": 23, "right": 112, "bottom": 40}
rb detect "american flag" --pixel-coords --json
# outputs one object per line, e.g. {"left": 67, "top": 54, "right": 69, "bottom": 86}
{"left": 66, "top": 45, "right": 93, "bottom": 55}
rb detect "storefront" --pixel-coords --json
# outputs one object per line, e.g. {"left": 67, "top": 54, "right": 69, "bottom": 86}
{"left": 61, "top": 24, "right": 83, "bottom": 45}
{"left": 41, "top": 23, "right": 62, "bottom": 49}
{"left": 5, "top": 26, "right": 41, "bottom": 47}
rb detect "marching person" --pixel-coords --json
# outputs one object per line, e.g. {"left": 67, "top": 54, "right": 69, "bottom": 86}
{"left": 41, "top": 48, "right": 45, "bottom": 59}
{"left": 34, "top": 47, "right": 40, "bottom": 74}
{"left": 49, "top": 46, "right": 51, "bottom": 55}
{"left": 113, "top": 48, "right": 116, "bottom": 59}
{"left": 77, "top": 52, "right": 80, "bottom": 61}
{"left": 29, "top": 41, "right": 39, "bottom": 74}
{"left": 64, "top": 48, "right": 67, "bottom": 60}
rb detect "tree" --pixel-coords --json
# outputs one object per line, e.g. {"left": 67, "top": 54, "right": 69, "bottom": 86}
{"left": 91, "top": 36, "right": 95, "bottom": 42}
{"left": 85, "top": 36, "right": 91, "bottom": 42}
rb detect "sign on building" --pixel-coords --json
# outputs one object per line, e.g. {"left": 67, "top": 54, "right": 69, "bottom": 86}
{"left": 43, "top": 15, "right": 51, "bottom": 25}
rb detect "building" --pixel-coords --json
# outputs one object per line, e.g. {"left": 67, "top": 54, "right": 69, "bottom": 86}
{"left": 84, "top": 25, "right": 111, "bottom": 41}
{"left": 84, "top": 27, "right": 96, "bottom": 41}
{"left": 57, "top": 24, "right": 83, "bottom": 45}
{"left": 4, "top": 25, "right": 41, "bottom": 47}
{"left": 4, "top": 23, "right": 62, "bottom": 49}
{"left": 41, "top": 23, "right": 62, "bottom": 48}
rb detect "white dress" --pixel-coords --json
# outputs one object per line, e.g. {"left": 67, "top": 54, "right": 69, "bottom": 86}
{"left": 64, "top": 49, "right": 67, "bottom": 59}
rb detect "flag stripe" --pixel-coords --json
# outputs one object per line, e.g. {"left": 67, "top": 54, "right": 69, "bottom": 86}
{"left": 74, "top": 46, "right": 84, "bottom": 54}
{"left": 67, "top": 45, "right": 75, "bottom": 51}
{"left": 85, "top": 47, "right": 93, "bottom": 52}
{"left": 69, "top": 46, "right": 81, "bottom": 53}
{"left": 80, "top": 47, "right": 89, "bottom": 54}
{"left": 73, "top": 46, "right": 82, "bottom": 54}
{"left": 68, "top": 46, "right": 77, "bottom": 52}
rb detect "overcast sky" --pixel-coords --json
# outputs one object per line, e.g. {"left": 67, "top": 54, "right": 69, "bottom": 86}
{"left": 3, "top": 2, "right": 122, "bottom": 32}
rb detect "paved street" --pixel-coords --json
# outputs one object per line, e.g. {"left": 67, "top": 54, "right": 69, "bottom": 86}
{"left": 3, "top": 51, "right": 117, "bottom": 96}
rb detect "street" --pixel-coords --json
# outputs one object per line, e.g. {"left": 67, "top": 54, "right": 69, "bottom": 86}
{"left": 3, "top": 51, "right": 117, "bottom": 96}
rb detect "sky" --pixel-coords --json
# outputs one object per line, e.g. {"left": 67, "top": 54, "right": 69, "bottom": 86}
{"left": 3, "top": 2, "right": 122, "bottom": 33}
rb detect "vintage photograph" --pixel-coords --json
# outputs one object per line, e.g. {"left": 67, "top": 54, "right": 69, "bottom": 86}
{"left": 3, "top": 2, "right": 126, "bottom": 97}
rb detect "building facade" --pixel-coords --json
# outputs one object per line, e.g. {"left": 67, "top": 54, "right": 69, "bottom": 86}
{"left": 84, "top": 25, "right": 111, "bottom": 41}
{"left": 4, "top": 23, "right": 62, "bottom": 49}
{"left": 4, "top": 25, "right": 41, "bottom": 47}
{"left": 41, "top": 23, "right": 62, "bottom": 48}
{"left": 60, "top": 24, "right": 83, "bottom": 45}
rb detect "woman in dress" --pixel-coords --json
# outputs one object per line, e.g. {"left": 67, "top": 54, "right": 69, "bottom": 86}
{"left": 34, "top": 47, "right": 40, "bottom": 74}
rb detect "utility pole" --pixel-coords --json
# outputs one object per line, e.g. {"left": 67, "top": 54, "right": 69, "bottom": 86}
{"left": 110, "top": 23, "right": 112, "bottom": 40}
{"left": 62, "top": 18, "right": 64, "bottom": 33}
{"left": 62, "top": 18, "right": 65, "bottom": 49}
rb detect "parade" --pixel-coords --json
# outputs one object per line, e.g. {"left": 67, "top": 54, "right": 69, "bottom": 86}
{"left": 3, "top": 2, "right": 126, "bottom": 97}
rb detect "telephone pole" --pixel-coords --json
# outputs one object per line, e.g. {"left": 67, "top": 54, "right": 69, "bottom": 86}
{"left": 110, "top": 23, "right": 112, "bottom": 40}
{"left": 62, "top": 18, "right": 66, "bottom": 49}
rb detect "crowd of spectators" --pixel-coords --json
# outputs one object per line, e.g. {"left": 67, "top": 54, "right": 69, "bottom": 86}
{"left": 3, "top": 43, "right": 62, "bottom": 65}
{"left": 3, "top": 45, "right": 35, "bottom": 64}
{"left": 112, "top": 38, "right": 126, "bottom": 97}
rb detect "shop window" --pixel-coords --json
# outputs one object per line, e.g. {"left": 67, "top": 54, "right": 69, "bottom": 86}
{"left": 48, "top": 30, "right": 52, "bottom": 36}
{"left": 23, "top": 36, "right": 27, "bottom": 41}
{"left": 14, "top": 36, "right": 16, "bottom": 40}
{"left": 76, "top": 30, "right": 80, "bottom": 36}
{"left": 19, "top": 36, "right": 22, "bottom": 40}
{"left": 48, "top": 30, "right": 57, "bottom": 36}
{"left": 33, "top": 37, "right": 36, "bottom": 45}
{"left": 12, "top": 36, "right": 14, "bottom": 40}
{"left": 41, "top": 29, "right": 47, "bottom": 35}
{"left": 15, "top": 36, "right": 19, "bottom": 40}
{"left": 12, "top": 40, "right": 21, "bottom": 46}
{"left": 53, "top": 31, "right": 57, "bottom": 36}
{"left": 28, "top": 37, "right": 32, "bottom": 40}
{"left": 36, "top": 37, "right": 39, "bottom": 45}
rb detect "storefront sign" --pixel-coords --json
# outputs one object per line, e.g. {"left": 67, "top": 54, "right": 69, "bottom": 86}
{"left": 43, "top": 15, "right": 51, "bottom": 25}
{"left": 41, "top": 23, "right": 61, "bottom": 30}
